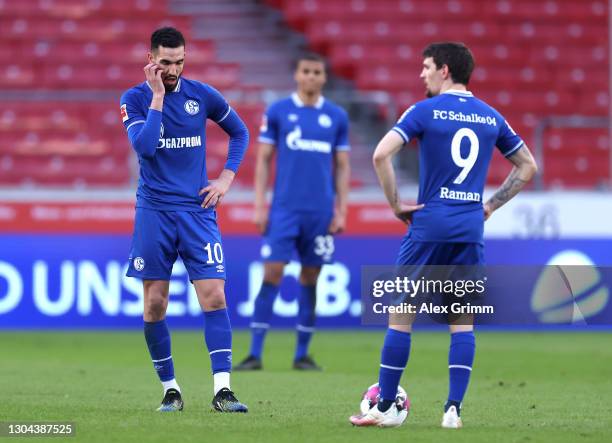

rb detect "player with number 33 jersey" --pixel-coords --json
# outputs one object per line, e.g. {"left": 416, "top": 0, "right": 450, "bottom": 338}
{"left": 235, "top": 53, "right": 351, "bottom": 372}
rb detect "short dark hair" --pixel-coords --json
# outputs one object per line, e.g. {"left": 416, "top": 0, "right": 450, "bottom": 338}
{"left": 292, "top": 52, "right": 326, "bottom": 71}
{"left": 151, "top": 27, "right": 185, "bottom": 51}
{"left": 422, "top": 42, "right": 475, "bottom": 85}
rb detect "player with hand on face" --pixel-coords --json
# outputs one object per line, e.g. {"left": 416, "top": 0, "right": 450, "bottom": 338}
{"left": 350, "top": 42, "right": 537, "bottom": 428}
{"left": 120, "top": 27, "right": 249, "bottom": 413}
{"left": 235, "top": 53, "right": 351, "bottom": 371}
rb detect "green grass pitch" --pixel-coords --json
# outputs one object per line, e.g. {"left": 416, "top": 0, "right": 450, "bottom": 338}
{"left": 2, "top": 330, "right": 611, "bottom": 443}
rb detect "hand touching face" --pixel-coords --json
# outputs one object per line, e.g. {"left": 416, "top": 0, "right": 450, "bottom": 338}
{"left": 148, "top": 45, "right": 185, "bottom": 93}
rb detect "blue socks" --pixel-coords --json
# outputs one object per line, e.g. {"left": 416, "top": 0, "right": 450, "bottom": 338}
{"left": 295, "top": 284, "right": 316, "bottom": 361}
{"left": 378, "top": 329, "right": 412, "bottom": 404}
{"left": 204, "top": 308, "right": 233, "bottom": 374}
{"left": 249, "top": 282, "right": 279, "bottom": 359}
{"left": 145, "top": 311, "right": 233, "bottom": 395}
{"left": 144, "top": 319, "right": 175, "bottom": 382}
{"left": 376, "top": 329, "right": 475, "bottom": 414}
{"left": 446, "top": 331, "right": 476, "bottom": 411}
{"left": 249, "top": 282, "right": 318, "bottom": 361}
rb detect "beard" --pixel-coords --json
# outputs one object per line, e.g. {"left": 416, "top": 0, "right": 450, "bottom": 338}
{"left": 163, "top": 75, "right": 179, "bottom": 92}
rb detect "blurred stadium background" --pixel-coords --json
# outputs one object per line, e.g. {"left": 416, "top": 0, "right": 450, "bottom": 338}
{"left": 0, "top": 0, "right": 612, "bottom": 322}
{"left": 1, "top": 2, "right": 612, "bottom": 442}
{"left": 0, "top": 0, "right": 610, "bottom": 327}
{"left": 0, "top": 0, "right": 612, "bottom": 328}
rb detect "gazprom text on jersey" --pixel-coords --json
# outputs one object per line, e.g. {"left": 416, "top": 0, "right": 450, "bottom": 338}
{"left": 158, "top": 136, "right": 202, "bottom": 149}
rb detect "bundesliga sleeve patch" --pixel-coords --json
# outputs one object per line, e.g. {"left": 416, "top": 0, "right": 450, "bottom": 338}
{"left": 260, "top": 115, "right": 268, "bottom": 132}
{"left": 120, "top": 104, "right": 129, "bottom": 122}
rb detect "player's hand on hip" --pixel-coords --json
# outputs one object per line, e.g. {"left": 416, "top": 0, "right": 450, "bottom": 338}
{"left": 199, "top": 170, "right": 235, "bottom": 209}
{"left": 393, "top": 203, "right": 424, "bottom": 225}
{"left": 328, "top": 210, "right": 346, "bottom": 234}
{"left": 483, "top": 202, "right": 493, "bottom": 221}
{"left": 253, "top": 206, "right": 269, "bottom": 234}
{"left": 144, "top": 63, "right": 165, "bottom": 96}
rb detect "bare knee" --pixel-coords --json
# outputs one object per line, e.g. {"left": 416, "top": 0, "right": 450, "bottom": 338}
{"left": 389, "top": 312, "right": 414, "bottom": 333}
{"left": 207, "top": 288, "right": 227, "bottom": 310}
{"left": 263, "top": 262, "right": 285, "bottom": 286}
{"left": 299, "top": 266, "right": 321, "bottom": 286}
{"left": 143, "top": 281, "right": 169, "bottom": 322}
{"left": 449, "top": 324, "right": 473, "bottom": 334}
{"left": 195, "top": 282, "right": 227, "bottom": 311}
{"left": 449, "top": 314, "right": 473, "bottom": 333}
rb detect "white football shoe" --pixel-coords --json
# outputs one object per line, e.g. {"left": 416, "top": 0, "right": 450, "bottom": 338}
{"left": 441, "top": 405, "right": 463, "bottom": 429}
{"left": 350, "top": 404, "right": 407, "bottom": 428}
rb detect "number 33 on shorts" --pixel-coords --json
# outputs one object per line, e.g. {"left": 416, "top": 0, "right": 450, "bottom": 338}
{"left": 313, "top": 235, "right": 334, "bottom": 261}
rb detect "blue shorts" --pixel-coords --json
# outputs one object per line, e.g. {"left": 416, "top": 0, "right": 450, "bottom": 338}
{"left": 396, "top": 232, "right": 484, "bottom": 266}
{"left": 261, "top": 210, "right": 334, "bottom": 266}
{"left": 126, "top": 208, "right": 226, "bottom": 281}
{"left": 395, "top": 232, "right": 485, "bottom": 310}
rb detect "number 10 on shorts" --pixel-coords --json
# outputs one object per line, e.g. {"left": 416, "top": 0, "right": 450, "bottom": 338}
{"left": 204, "top": 242, "right": 224, "bottom": 264}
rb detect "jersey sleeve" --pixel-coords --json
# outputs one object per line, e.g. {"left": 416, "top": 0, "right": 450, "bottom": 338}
{"left": 334, "top": 108, "right": 351, "bottom": 152}
{"left": 392, "top": 103, "right": 426, "bottom": 143}
{"left": 120, "top": 89, "right": 161, "bottom": 158}
{"left": 120, "top": 89, "right": 146, "bottom": 132}
{"left": 496, "top": 118, "right": 524, "bottom": 157}
{"left": 202, "top": 84, "right": 232, "bottom": 123}
{"left": 258, "top": 104, "right": 278, "bottom": 145}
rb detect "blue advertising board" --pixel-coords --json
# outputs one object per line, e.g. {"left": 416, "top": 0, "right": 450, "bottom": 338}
{"left": 0, "top": 235, "right": 611, "bottom": 329}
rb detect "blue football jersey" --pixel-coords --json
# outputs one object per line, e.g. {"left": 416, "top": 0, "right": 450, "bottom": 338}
{"left": 120, "top": 78, "right": 232, "bottom": 212}
{"left": 259, "top": 93, "right": 350, "bottom": 213}
{"left": 393, "top": 90, "right": 524, "bottom": 244}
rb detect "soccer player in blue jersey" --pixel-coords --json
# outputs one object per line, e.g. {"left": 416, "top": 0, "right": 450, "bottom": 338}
{"left": 120, "top": 27, "right": 249, "bottom": 413}
{"left": 350, "top": 42, "right": 537, "bottom": 428}
{"left": 235, "top": 53, "right": 351, "bottom": 371}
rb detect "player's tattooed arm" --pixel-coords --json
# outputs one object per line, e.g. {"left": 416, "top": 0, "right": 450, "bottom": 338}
{"left": 484, "top": 144, "right": 538, "bottom": 220}
{"left": 392, "top": 188, "right": 398, "bottom": 207}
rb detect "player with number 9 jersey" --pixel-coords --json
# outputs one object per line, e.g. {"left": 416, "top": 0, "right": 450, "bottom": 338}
{"left": 350, "top": 42, "right": 537, "bottom": 430}
{"left": 393, "top": 89, "right": 523, "bottom": 247}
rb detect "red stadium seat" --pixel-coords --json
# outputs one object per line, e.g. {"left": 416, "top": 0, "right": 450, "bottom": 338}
{"left": 1, "top": 0, "right": 609, "bottom": 189}
{"left": 272, "top": 0, "right": 609, "bottom": 188}
{"left": 0, "top": 0, "right": 235, "bottom": 188}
